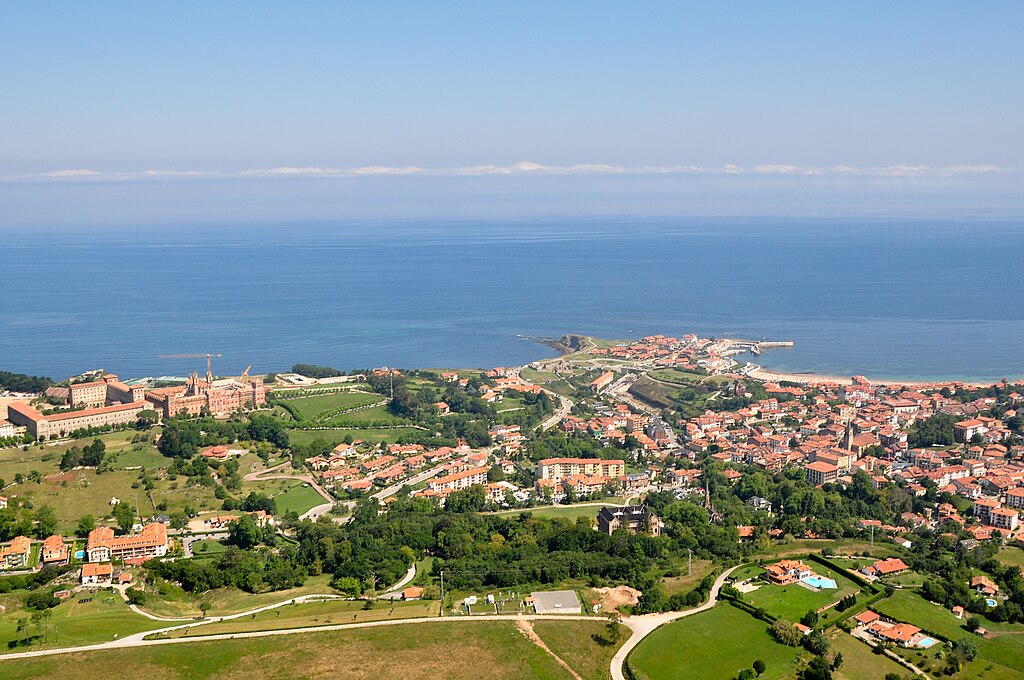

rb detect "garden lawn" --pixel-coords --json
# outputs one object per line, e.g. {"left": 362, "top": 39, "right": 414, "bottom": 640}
{"left": 627, "top": 604, "right": 802, "bottom": 680}
{"left": 272, "top": 483, "right": 326, "bottom": 515}
{"left": 741, "top": 569, "right": 860, "bottom": 622}
{"left": 0, "top": 621, "right": 587, "bottom": 680}
{"left": 874, "top": 590, "right": 1024, "bottom": 677}
{"left": 829, "top": 631, "right": 906, "bottom": 680}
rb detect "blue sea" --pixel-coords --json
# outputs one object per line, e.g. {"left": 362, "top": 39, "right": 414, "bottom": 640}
{"left": 2, "top": 217, "right": 1023, "bottom": 383}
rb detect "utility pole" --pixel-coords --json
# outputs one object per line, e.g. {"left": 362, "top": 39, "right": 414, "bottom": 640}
{"left": 439, "top": 570, "right": 445, "bottom": 617}
{"left": 870, "top": 525, "right": 874, "bottom": 547}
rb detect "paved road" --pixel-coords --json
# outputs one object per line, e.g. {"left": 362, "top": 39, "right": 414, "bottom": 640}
{"left": 0, "top": 611, "right": 605, "bottom": 661}
{"left": 609, "top": 565, "right": 738, "bottom": 680}
{"left": 370, "top": 465, "right": 446, "bottom": 502}
{"left": 244, "top": 461, "right": 335, "bottom": 520}
{"left": 378, "top": 563, "right": 418, "bottom": 600}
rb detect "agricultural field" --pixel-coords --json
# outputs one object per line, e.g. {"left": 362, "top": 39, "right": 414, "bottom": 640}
{"left": 0, "top": 620, "right": 611, "bottom": 680}
{"left": 627, "top": 604, "right": 802, "bottom": 680}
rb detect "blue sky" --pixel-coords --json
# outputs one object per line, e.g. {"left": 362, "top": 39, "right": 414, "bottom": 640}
{"left": 1, "top": 2, "right": 1022, "bottom": 224}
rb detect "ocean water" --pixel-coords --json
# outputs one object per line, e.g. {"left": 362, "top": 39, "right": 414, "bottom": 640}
{"left": 2, "top": 217, "right": 1022, "bottom": 382}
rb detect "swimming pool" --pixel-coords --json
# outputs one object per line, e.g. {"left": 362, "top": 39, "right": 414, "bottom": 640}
{"left": 801, "top": 575, "right": 837, "bottom": 589}
{"left": 74, "top": 550, "right": 85, "bottom": 559}
{"left": 986, "top": 598, "right": 997, "bottom": 607}
{"left": 918, "top": 637, "right": 938, "bottom": 648}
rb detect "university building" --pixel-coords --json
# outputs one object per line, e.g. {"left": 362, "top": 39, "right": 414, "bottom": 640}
{"left": 146, "top": 373, "right": 266, "bottom": 418}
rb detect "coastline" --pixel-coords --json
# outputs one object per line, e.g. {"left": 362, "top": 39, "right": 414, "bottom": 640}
{"left": 744, "top": 365, "right": 1003, "bottom": 389}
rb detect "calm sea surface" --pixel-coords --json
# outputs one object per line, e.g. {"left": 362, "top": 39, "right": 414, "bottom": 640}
{"left": 2, "top": 217, "right": 1023, "bottom": 382}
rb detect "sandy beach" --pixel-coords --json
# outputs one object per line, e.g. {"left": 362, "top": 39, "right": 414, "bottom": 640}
{"left": 746, "top": 366, "right": 1002, "bottom": 389}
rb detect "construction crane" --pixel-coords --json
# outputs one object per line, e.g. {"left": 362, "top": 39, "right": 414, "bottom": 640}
{"left": 158, "top": 353, "right": 222, "bottom": 384}
{"left": 240, "top": 364, "right": 252, "bottom": 383}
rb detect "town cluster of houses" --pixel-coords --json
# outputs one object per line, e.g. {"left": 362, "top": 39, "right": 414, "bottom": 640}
{"left": 658, "top": 373, "right": 1024, "bottom": 541}
{"left": 0, "top": 520, "right": 170, "bottom": 587}
{"left": 588, "top": 334, "right": 720, "bottom": 371}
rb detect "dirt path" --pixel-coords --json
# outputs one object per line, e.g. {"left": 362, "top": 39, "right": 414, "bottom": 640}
{"left": 515, "top": 619, "right": 582, "bottom": 680}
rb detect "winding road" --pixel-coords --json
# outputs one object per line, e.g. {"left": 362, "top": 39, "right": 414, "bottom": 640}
{"left": 609, "top": 565, "right": 738, "bottom": 680}
{"left": 243, "top": 461, "right": 335, "bottom": 520}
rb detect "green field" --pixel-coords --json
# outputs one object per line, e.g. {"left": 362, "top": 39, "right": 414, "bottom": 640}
{"left": 0, "top": 620, "right": 609, "bottom": 679}
{"left": 997, "top": 546, "right": 1024, "bottom": 569}
{"left": 660, "top": 559, "right": 716, "bottom": 596}
{"left": 532, "top": 620, "right": 630, "bottom": 680}
{"left": 647, "top": 369, "right": 731, "bottom": 386}
{"left": 749, "top": 538, "right": 900, "bottom": 561}
{"left": 492, "top": 503, "right": 622, "bottom": 522}
{"left": 829, "top": 631, "right": 907, "bottom": 680}
{"left": 137, "top": 575, "right": 340, "bottom": 619}
{"left": 740, "top": 565, "right": 860, "bottom": 621}
{"left": 272, "top": 482, "right": 326, "bottom": 515}
{"left": 873, "top": 590, "right": 1024, "bottom": 678}
{"left": 628, "top": 604, "right": 802, "bottom": 680}
{"left": 285, "top": 427, "right": 422, "bottom": 448}
{"left": 281, "top": 392, "right": 384, "bottom": 421}
{"left": 0, "top": 590, "right": 163, "bottom": 652}
{"left": 190, "top": 538, "right": 229, "bottom": 556}
{"left": 155, "top": 599, "right": 440, "bottom": 639}
{"left": 321, "top": 404, "right": 409, "bottom": 426}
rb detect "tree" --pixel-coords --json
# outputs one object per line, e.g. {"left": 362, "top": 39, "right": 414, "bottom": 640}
{"left": 801, "top": 610, "right": 819, "bottom": 628}
{"left": 954, "top": 636, "right": 979, "bottom": 662}
{"left": 800, "top": 656, "right": 832, "bottom": 680}
{"left": 136, "top": 409, "right": 159, "bottom": 428}
{"left": 34, "top": 505, "right": 57, "bottom": 538}
{"left": 831, "top": 652, "right": 843, "bottom": 670}
{"left": 199, "top": 601, "right": 211, "bottom": 619}
{"left": 170, "top": 512, "right": 189, "bottom": 531}
{"left": 965, "top": 615, "right": 981, "bottom": 632}
{"left": 228, "top": 514, "right": 263, "bottom": 549}
{"left": 771, "top": 619, "right": 803, "bottom": 647}
{"left": 76, "top": 514, "right": 96, "bottom": 538}
{"left": 737, "top": 670, "right": 755, "bottom": 680}
{"left": 752, "top": 660, "right": 766, "bottom": 676}
{"left": 113, "top": 501, "right": 135, "bottom": 532}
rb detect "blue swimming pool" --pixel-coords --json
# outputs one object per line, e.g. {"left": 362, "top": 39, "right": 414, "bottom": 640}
{"left": 801, "top": 575, "right": 837, "bottom": 589}
{"left": 986, "top": 598, "right": 997, "bottom": 607}
{"left": 74, "top": 550, "right": 85, "bottom": 559}
{"left": 918, "top": 637, "right": 938, "bottom": 648}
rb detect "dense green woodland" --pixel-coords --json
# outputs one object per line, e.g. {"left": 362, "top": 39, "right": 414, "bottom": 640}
{"left": 0, "top": 370, "right": 53, "bottom": 394}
